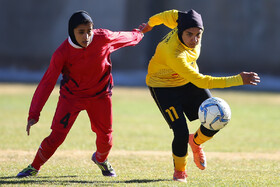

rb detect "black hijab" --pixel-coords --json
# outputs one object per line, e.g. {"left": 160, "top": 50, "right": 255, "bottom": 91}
{"left": 177, "top": 9, "right": 203, "bottom": 45}
{"left": 68, "top": 10, "right": 93, "bottom": 47}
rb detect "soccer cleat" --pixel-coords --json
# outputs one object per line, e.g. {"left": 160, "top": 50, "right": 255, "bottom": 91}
{"left": 16, "top": 164, "right": 39, "bottom": 178}
{"left": 173, "top": 169, "right": 187, "bottom": 183}
{"left": 189, "top": 134, "right": 207, "bottom": 170}
{"left": 92, "top": 152, "right": 117, "bottom": 177}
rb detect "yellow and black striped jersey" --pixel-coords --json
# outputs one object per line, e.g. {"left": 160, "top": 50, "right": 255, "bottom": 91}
{"left": 146, "top": 9, "right": 243, "bottom": 88}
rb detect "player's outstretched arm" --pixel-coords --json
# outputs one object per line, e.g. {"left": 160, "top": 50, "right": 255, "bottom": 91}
{"left": 139, "top": 22, "right": 153, "bottom": 34}
{"left": 26, "top": 119, "right": 37, "bottom": 136}
{"left": 240, "top": 72, "right": 260, "bottom": 85}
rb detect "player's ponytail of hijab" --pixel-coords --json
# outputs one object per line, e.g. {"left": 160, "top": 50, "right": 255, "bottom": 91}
{"left": 177, "top": 9, "right": 203, "bottom": 45}
{"left": 68, "top": 10, "right": 94, "bottom": 47}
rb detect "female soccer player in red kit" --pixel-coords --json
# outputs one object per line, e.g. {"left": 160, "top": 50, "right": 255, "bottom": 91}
{"left": 17, "top": 10, "right": 144, "bottom": 177}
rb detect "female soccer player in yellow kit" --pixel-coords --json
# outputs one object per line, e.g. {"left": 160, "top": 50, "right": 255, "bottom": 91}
{"left": 141, "top": 9, "right": 260, "bottom": 183}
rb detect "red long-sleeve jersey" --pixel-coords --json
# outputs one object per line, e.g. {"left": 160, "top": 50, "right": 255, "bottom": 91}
{"left": 28, "top": 29, "right": 143, "bottom": 122}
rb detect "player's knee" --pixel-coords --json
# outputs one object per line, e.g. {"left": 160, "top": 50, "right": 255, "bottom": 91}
{"left": 178, "top": 135, "right": 188, "bottom": 143}
{"left": 97, "top": 133, "right": 113, "bottom": 147}
{"left": 173, "top": 131, "right": 188, "bottom": 147}
{"left": 172, "top": 133, "right": 188, "bottom": 157}
{"left": 174, "top": 129, "right": 189, "bottom": 142}
{"left": 45, "top": 131, "right": 67, "bottom": 148}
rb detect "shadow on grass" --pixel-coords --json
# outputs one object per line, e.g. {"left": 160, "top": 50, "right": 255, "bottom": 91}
{"left": 123, "top": 179, "right": 170, "bottom": 183}
{"left": 0, "top": 176, "right": 170, "bottom": 185}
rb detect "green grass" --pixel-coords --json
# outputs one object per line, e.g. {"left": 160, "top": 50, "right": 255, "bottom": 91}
{"left": 0, "top": 84, "right": 280, "bottom": 186}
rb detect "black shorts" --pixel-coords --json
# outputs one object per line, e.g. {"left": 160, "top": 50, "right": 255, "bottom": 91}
{"left": 149, "top": 83, "right": 212, "bottom": 129}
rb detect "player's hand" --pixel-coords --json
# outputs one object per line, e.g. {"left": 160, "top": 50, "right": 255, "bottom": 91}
{"left": 26, "top": 119, "right": 37, "bottom": 136}
{"left": 138, "top": 22, "right": 153, "bottom": 34}
{"left": 240, "top": 72, "right": 260, "bottom": 85}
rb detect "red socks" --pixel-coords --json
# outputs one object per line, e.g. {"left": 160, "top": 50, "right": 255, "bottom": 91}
{"left": 31, "top": 131, "right": 67, "bottom": 170}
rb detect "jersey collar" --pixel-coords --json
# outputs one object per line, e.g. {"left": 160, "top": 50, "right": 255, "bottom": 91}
{"left": 68, "top": 34, "right": 94, "bottom": 49}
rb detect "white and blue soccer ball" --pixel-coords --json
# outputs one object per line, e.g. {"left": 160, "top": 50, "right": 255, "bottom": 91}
{"left": 198, "top": 97, "right": 231, "bottom": 131}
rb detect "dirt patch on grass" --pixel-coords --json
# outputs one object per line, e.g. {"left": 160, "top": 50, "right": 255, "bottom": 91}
{"left": 1, "top": 150, "right": 280, "bottom": 161}
{"left": 113, "top": 150, "right": 280, "bottom": 160}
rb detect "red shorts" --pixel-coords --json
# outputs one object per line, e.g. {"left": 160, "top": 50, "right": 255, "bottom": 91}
{"left": 51, "top": 94, "right": 113, "bottom": 137}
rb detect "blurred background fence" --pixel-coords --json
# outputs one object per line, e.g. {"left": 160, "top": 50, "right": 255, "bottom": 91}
{"left": 0, "top": 0, "right": 279, "bottom": 90}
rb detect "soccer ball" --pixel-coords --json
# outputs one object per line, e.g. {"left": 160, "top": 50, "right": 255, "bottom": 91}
{"left": 198, "top": 97, "right": 231, "bottom": 131}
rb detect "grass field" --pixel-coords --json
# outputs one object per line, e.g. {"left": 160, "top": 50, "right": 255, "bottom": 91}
{"left": 0, "top": 84, "right": 280, "bottom": 186}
